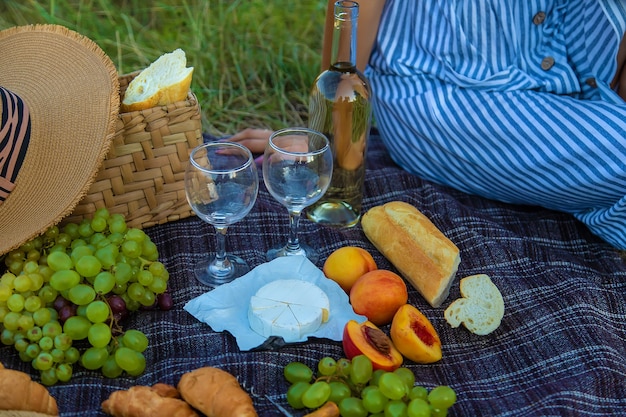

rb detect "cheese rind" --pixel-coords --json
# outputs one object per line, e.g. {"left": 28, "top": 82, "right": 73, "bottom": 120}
{"left": 248, "top": 280, "right": 331, "bottom": 341}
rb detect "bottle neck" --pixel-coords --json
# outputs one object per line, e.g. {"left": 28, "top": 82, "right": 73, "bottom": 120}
{"left": 330, "top": 1, "right": 358, "bottom": 70}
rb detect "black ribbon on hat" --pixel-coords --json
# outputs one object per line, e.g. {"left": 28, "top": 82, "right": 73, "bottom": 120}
{"left": 0, "top": 86, "right": 31, "bottom": 204}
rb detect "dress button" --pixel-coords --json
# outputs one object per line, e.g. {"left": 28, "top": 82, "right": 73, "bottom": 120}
{"left": 533, "top": 11, "right": 546, "bottom": 25}
{"left": 585, "top": 78, "right": 598, "bottom": 88}
{"left": 541, "top": 56, "right": 555, "bottom": 71}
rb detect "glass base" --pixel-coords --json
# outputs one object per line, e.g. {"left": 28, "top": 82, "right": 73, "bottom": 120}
{"left": 266, "top": 242, "right": 319, "bottom": 264}
{"left": 193, "top": 254, "right": 251, "bottom": 287}
{"left": 306, "top": 201, "right": 360, "bottom": 228}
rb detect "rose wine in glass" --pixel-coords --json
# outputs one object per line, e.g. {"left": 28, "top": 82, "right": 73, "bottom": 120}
{"left": 263, "top": 127, "right": 333, "bottom": 264}
{"left": 185, "top": 141, "right": 258, "bottom": 286}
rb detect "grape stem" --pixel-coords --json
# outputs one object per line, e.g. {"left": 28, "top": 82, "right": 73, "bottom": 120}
{"left": 98, "top": 293, "right": 125, "bottom": 337}
{"left": 315, "top": 375, "right": 363, "bottom": 397}
{"left": 138, "top": 256, "right": 155, "bottom": 269}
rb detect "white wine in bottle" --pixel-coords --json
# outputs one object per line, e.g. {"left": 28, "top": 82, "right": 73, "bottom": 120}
{"left": 306, "top": 0, "right": 372, "bottom": 228}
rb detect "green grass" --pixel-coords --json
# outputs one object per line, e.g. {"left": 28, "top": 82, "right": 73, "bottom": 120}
{"left": 0, "top": 0, "right": 326, "bottom": 135}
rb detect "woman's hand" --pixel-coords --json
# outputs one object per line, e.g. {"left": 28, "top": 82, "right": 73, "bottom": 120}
{"left": 227, "top": 128, "right": 273, "bottom": 154}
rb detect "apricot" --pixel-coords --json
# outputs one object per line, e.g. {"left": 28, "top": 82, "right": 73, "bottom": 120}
{"left": 390, "top": 304, "right": 442, "bottom": 364}
{"left": 349, "top": 270, "right": 408, "bottom": 326}
{"left": 323, "top": 246, "right": 377, "bottom": 292}
{"left": 342, "top": 320, "right": 403, "bottom": 371}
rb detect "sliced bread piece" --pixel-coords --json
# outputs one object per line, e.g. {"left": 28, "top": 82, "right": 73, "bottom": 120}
{"left": 444, "top": 274, "right": 504, "bottom": 335}
{"left": 121, "top": 48, "right": 193, "bottom": 112}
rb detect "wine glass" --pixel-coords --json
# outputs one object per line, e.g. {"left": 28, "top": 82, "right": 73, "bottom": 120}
{"left": 185, "top": 141, "right": 259, "bottom": 286}
{"left": 263, "top": 127, "right": 333, "bottom": 263}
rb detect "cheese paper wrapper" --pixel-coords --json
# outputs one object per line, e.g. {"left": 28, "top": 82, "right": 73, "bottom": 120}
{"left": 184, "top": 256, "right": 367, "bottom": 351}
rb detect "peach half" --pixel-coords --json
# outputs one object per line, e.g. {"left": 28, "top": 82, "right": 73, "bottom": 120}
{"left": 323, "top": 246, "right": 377, "bottom": 293}
{"left": 349, "top": 269, "right": 408, "bottom": 326}
{"left": 390, "top": 304, "right": 442, "bottom": 364}
{"left": 342, "top": 320, "right": 403, "bottom": 371}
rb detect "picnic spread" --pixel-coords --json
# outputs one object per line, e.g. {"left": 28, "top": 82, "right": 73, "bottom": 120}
{"left": 1, "top": 24, "right": 625, "bottom": 417}
{"left": 2, "top": 129, "right": 625, "bottom": 416}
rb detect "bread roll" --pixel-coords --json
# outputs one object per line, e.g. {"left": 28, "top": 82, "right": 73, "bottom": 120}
{"left": 121, "top": 48, "right": 193, "bottom": 112}
{"left": 361, "top": 201, "right": 460, "bottom": 307}
{"left": 444, "top": 274, "right": 504, "bottom": 335}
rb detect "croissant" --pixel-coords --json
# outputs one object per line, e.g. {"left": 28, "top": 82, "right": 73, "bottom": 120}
{"left": 0, "top": 367, "right": 58, "bottom": 416}
{"left": 150, "top": 382, "right": 182, "bottom": 399}
{"left": 178, "top": 367, "right": 257, "bottom": 417}
{"left": 101, "top": 384, "right": 198, "bottom": 417}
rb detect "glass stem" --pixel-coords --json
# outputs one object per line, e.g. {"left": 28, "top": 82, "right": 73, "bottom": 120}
{"left": 285, "top": 211, "right": 302, "bottom": 254}
{"left": 212, "top": 226, "right": 232, "bottom": 273}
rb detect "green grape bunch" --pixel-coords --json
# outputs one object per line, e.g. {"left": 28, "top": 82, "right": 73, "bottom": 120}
{"left": 0, "top": 208, "right": 172, "bottom": 385}
{"left": 283, "top": 355, "right": 457, "bottom": 417}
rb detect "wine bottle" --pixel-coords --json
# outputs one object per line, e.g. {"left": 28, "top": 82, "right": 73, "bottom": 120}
{"left": 306, "top": 0, "right": 372, "bottom": 228}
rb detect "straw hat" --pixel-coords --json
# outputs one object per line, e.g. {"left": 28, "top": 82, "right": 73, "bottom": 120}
{"left": 0, "top": 24, "right": 119, "bottom": 256}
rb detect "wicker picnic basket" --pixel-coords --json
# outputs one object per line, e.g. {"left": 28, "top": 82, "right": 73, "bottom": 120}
{"left": 64, "top": 71, "right": 202, "bottom": 229}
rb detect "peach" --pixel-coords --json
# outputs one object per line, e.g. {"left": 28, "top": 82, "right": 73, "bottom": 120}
{"left": 390, "top": 304, "right": 442, "bottom": 364}
{"left": 323, "top": 246, "right": 377, "bottom": 292}
{"left": 342, "top": 320, "right": 403, "bottom": 371}
{"left": 349, "top": 270, "right": 408, "bottom": 326}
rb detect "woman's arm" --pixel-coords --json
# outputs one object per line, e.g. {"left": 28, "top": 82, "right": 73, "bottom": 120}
{"left": 321, "top": 0, "right": 386, "bottom": 72}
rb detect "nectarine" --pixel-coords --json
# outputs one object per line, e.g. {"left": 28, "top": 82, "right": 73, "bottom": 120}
{"left": 342, "top": 320, "right": 403, "bottom": 371}
{"left": 390, "top": 304, "right": 442, "bottom": 364}
{"left": 349, "top": 270, "right": 408, "bottom": 326}
{"left": 323, "top": 246, "right": 377, "bottom": 292}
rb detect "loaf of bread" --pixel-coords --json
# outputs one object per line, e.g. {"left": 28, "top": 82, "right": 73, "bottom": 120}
{"left": 0, "top": 366, "right": 58, "bottom": 416}
{"left": 121, "top": 48, "right": 193, "bottom": 112}
{"left": 361, "top": 201, "right": 461, "bottom": 307}
{"left": 444, "top": 274, "right": 504, "bottom": 335}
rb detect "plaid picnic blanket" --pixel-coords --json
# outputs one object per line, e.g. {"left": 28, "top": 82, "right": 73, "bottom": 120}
{"left": 2, "top": 130, "right": 625, "bottom": 416}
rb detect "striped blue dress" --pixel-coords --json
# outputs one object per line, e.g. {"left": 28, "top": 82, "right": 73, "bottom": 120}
{"left": 366, "top": 0, "right": 626, "bottom": 248}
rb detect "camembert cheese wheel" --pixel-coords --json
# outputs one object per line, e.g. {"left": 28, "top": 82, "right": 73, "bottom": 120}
{"left": 248, "top": 279, "right": 331, "bottom": 341}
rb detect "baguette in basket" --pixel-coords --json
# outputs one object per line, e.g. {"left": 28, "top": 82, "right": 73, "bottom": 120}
{"left": 65, "top": 48, "right": 202, "bottom": 230}
{"left": 121, "top": 48, "right": 193, "bottom": 112}
{"left": 361, "top": 201, "right": 461, "bottom": 307}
